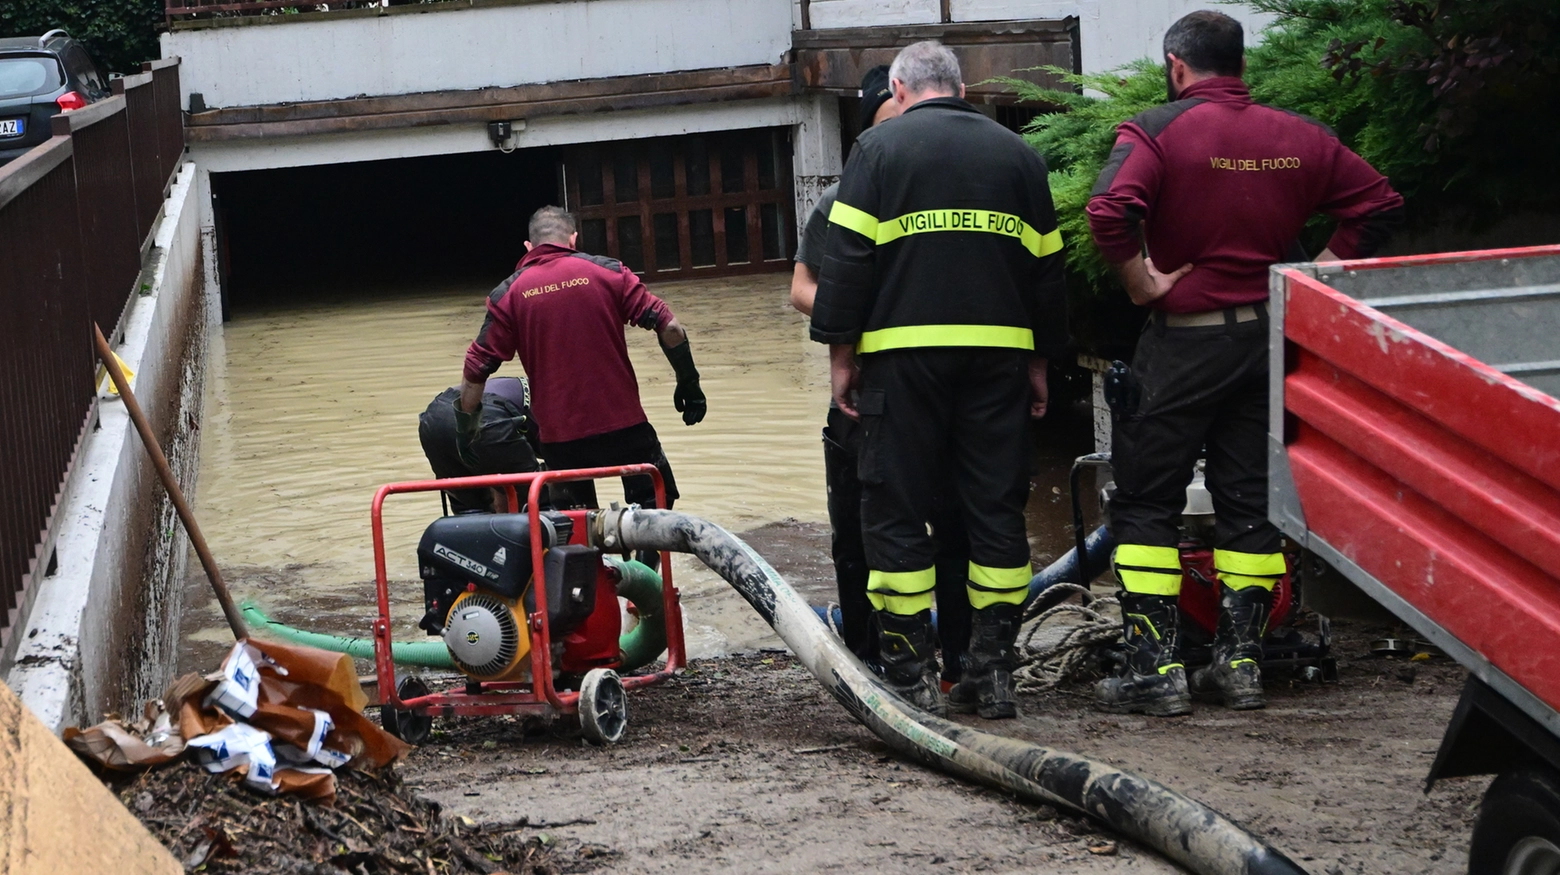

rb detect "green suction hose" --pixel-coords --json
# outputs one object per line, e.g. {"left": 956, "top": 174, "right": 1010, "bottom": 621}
{"left": 606, "top": 556, "right": 669, "bottom": 671}
{"left": 241, "top": 601, "right": 457, "bottom": 668}
{"left": 239, "top": 558, "right": 669, "bottom": 671}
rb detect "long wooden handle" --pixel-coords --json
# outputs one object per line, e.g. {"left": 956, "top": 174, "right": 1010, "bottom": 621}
{"left": 93, "top": 324, "right": 248, "bottom": 641}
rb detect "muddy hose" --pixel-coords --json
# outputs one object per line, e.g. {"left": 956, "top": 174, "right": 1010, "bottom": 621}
{"left": 240, "top": 560, "right": 668, "bottom": 671}
{"left": 594, "top": 507, "right": 1306, "bottom": 875}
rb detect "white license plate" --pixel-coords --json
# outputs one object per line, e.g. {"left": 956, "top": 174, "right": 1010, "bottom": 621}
{"left": 0, "top": 119, "right": 22, "bottom": 138}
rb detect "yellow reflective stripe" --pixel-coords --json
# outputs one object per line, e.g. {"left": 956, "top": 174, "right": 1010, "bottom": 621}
{"left": 868, "top": 568, "right": 936, "bottom": 596}
{"left": 828, "top": 203, "right": 1063, "bottom": 259}
{"left": 968, "top": 562, "right": 1032, "bottom": 592}
{"left": 1114, "top": 544, "right": 1183, "bottom": 596}
{"left": 857, "top": 324, "right": 1035, "bottom": 353}
{"left": 1213, "top": 550, "right": 1286, "bottom": 577}
{"left": 828, "top": 200, "right": 880, "bottom": 240}
{"left": 875, "top": 209, "right": 1063, "bottom": 258}
{"left": 1114, "top": 545, "right": 1181, "bottom": 572}
{"left": 1214, "top": 550, "right": 1285, "bottom": 591}
{"left": 967, "top": 562, "right": 1032, "bottom": 609}
{"left": 870, "top": 590, "right": 936, "bottom": 613}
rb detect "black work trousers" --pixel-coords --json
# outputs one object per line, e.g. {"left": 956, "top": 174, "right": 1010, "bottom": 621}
{"left": 856, "top": 348, "right": 1033, "bottom": 599}
{"left": 542, "top": 421, "right": 679, "bottom": 511}
{"left": 824, "top": 405, "right": 970, "bottom": 680}
{"left": 1109, "top": 311, "right": 1280, "bottom": 554}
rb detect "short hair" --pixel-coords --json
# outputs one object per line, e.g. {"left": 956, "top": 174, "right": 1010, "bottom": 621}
{"left": 1163, "top": 10, "right": 1244, "bottom": 77}
{"left": 888, "top": 40, "right": 961, "bottom": 97}
{"left": 528, "top": 205, "right": 576, "bottom": 246}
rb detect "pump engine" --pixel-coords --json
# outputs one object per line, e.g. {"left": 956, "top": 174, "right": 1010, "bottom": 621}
{"left": 416, "top": 511, "right": 621, "bottom": 683}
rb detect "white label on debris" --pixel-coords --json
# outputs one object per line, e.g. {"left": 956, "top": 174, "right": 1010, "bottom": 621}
{"left": 204, "top": 642, "right": 261, "bottom": 719}
{"left": 189, "top": 723, "right": 278, "bottom": 793}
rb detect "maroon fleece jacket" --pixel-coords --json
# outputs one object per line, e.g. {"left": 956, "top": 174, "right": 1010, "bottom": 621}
{"left": 1086, "top": 77, "right": 1403, "bottom": 313}
{"left": 464, "top": 244, "right": 671, "bottom": 444}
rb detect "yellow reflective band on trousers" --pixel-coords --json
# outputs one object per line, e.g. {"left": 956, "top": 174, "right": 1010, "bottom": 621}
{"left": 827, "top": 202, "right": 1064, "bottom": 259}
{"left": 867, "top": 567, "right": 936, "bottom": 614}
{"left": 1214, "top": 549, "right": 1285, "bottom": 591}
{"left": 966, "top": 562, "right": 1032, "bottom": 609}
{"left": 857, "top": 324, "right": 1035, "bottom": 353}
{"left": 1113, "top": 544, "right": 1183, "bottom": 596}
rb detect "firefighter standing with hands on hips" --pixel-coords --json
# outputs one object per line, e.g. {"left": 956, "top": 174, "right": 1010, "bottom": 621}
{"left": 811, "top": 40, "right": 1069, "bottom": 719}
{"left": 1087, "top": 10, "right": 1403, "bottom": 716}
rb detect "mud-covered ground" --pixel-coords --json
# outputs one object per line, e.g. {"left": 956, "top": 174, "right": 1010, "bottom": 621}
{"left": 399, "top": 523, "right": 1486, "bottom": 875}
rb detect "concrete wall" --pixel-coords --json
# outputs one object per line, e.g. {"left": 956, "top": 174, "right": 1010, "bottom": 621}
{"left": 163, "top": 0, "right": 793, "bottom": 109}
{"left": 6, "top": 164, "right": 207, "bottom": 733}
{"left": 800, "top": 0, "right": 1274, "bottom": 74}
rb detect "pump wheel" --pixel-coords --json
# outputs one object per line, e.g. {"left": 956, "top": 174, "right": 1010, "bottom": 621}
{"left": 1470, "top": 768, "right": 1560, "bottom": 874}
{"left": 578, "top": 668, "right": 628, "bottom": 745}
{"left": 381, "top": 676, "right": 434, "bottom": 745}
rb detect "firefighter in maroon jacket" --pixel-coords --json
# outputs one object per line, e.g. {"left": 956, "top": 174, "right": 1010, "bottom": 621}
{"left": 1086, "top": 11, "right": 1402, "bottom": 716}
{"left": 457, "top": 205, "right": 705, "bottom": 521}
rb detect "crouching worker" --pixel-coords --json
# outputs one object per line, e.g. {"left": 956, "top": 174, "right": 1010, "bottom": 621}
{"left": 418, "top": 375, "right": 542, "bottom": 514}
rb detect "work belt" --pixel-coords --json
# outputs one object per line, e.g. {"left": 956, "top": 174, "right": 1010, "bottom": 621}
{"left": 1155, "top": 302, "right": 1266, "bottom": 329}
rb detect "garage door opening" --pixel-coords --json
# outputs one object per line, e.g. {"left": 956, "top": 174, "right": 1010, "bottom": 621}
{"left": 212, "top": 147, "right": 561, "bottom": 317}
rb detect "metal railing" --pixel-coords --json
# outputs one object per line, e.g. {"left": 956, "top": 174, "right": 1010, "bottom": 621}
{"left": 0, "top": 59, "right": 184, "bottom": 647}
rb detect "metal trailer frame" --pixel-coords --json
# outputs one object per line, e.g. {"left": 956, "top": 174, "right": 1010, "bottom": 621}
{"left": 1267, "top": 244, "right": 1560, "bottom": 784}
{"left": 369, "top": 465, "right": 687, "bottom": 723}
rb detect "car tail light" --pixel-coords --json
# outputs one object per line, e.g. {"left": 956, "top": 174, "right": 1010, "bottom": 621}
{"left": 56, "top": 91, "right": 87, "bottom": 111}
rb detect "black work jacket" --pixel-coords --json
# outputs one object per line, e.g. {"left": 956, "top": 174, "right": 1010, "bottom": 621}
{"left": 809, "top": 97, "right": 1068, "bottom": 358}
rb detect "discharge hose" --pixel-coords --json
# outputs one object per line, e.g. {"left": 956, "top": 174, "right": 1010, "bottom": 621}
{"left": 239, "top": 558, "right": 669, "bottom": 672}
{"left": 594, "top": 507, "right": 1306, "bottom": 875}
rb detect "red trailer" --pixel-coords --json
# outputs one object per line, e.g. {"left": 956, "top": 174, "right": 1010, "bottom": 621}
{"left": 1270, "top": 244, "right": 1560, "bottom": 872}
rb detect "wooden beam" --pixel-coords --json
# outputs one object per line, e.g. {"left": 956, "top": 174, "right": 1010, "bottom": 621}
{"left": 0, "top": 137, "right": 72, "bottom": 211}
{"left": 185, "top": 69, "right": 794, "bottom": 142}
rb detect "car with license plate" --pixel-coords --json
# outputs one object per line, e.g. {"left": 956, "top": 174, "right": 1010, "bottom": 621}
{"left": 0, "top": 30, "right": 111, "bottom": 167}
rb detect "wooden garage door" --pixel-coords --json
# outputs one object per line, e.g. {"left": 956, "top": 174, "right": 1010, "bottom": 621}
{"left": 562, "top": 129, "right": 794, "bottom": 279}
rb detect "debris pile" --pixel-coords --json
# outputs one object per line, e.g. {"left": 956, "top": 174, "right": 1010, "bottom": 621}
{"left": 108, "top": 758, "right": 561, "bottom": 874}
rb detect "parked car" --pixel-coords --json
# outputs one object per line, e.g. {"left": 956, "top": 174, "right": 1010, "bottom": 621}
{"left": 0, "top": 30, "right": 111, "bottom": 166}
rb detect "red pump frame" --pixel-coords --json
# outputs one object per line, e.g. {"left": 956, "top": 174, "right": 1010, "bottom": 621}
{"left": 369, "top": 465, "right": 687, "bottom": 719}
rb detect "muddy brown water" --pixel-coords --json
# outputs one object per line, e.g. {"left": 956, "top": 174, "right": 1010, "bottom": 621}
{"left": 180, "top": 273, "right": 1091, "bottom": 674}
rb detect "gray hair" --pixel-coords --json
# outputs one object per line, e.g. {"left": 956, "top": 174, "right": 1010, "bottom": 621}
{"left": 528, "top": 205, "right": 576, "bottom": 246}
{"left": 888, "top": 40, "right": 961, "bottom": 97}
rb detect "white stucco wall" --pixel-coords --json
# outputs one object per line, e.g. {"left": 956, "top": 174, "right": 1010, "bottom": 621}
{"left": 163, "top": 0, "right": 794, "bottom": 109}
{"left": 8, "top": 164, "right": 203, "bottom": 733}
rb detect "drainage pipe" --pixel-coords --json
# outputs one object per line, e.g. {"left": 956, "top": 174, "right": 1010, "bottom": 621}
{"left": 594, "top": 507, "right": 1305, "bottom": 875}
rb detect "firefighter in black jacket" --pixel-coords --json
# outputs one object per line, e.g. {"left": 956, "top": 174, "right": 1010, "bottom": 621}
{"left": 810, "top": 40, "right": 1068, "bottom": 718}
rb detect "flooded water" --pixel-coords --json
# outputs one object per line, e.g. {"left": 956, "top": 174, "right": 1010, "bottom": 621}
{"left": 180, "top": 273, "right": 1091, "bottom": 673}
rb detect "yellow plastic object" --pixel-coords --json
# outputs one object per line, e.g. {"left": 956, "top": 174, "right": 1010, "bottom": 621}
{"left": 444, "top": 590, "right": 531, "bottom": 681}
{"left": 95, "top": 350, "right": 135, "bottom": 396}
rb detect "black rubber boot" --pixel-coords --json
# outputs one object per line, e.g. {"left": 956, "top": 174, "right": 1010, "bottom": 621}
{"left": 876, "top": 610, "right": 946, "bottom": 717}
{"left": 1191, "top": 585, "right": 1271, "bottom": 710}
{"left": 1094, "top": 593, "right": 1192, "bottom": 717}
{"left": 949, "top": 603, "right": 1021, "bottom": 719}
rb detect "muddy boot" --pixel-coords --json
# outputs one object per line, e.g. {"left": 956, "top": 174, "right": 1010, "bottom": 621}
{"left": 1191, "top": 586, "right": 1271, "bottom": 710}
{"left": 876, "top": 610, "right": 946, "bottom": 717}
{"left": 1094, "top": 593, "right": 1192, "bottom": 717}
{"left": 949, "top": 603, "right": 1020, "bottom": 719}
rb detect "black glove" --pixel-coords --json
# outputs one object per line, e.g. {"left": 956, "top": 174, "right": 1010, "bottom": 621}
{"left": 661, "top": 336, "right": 706, "bottom": 426}
{"left": 453, "top": 402, "right": 482, "bottom": 469}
